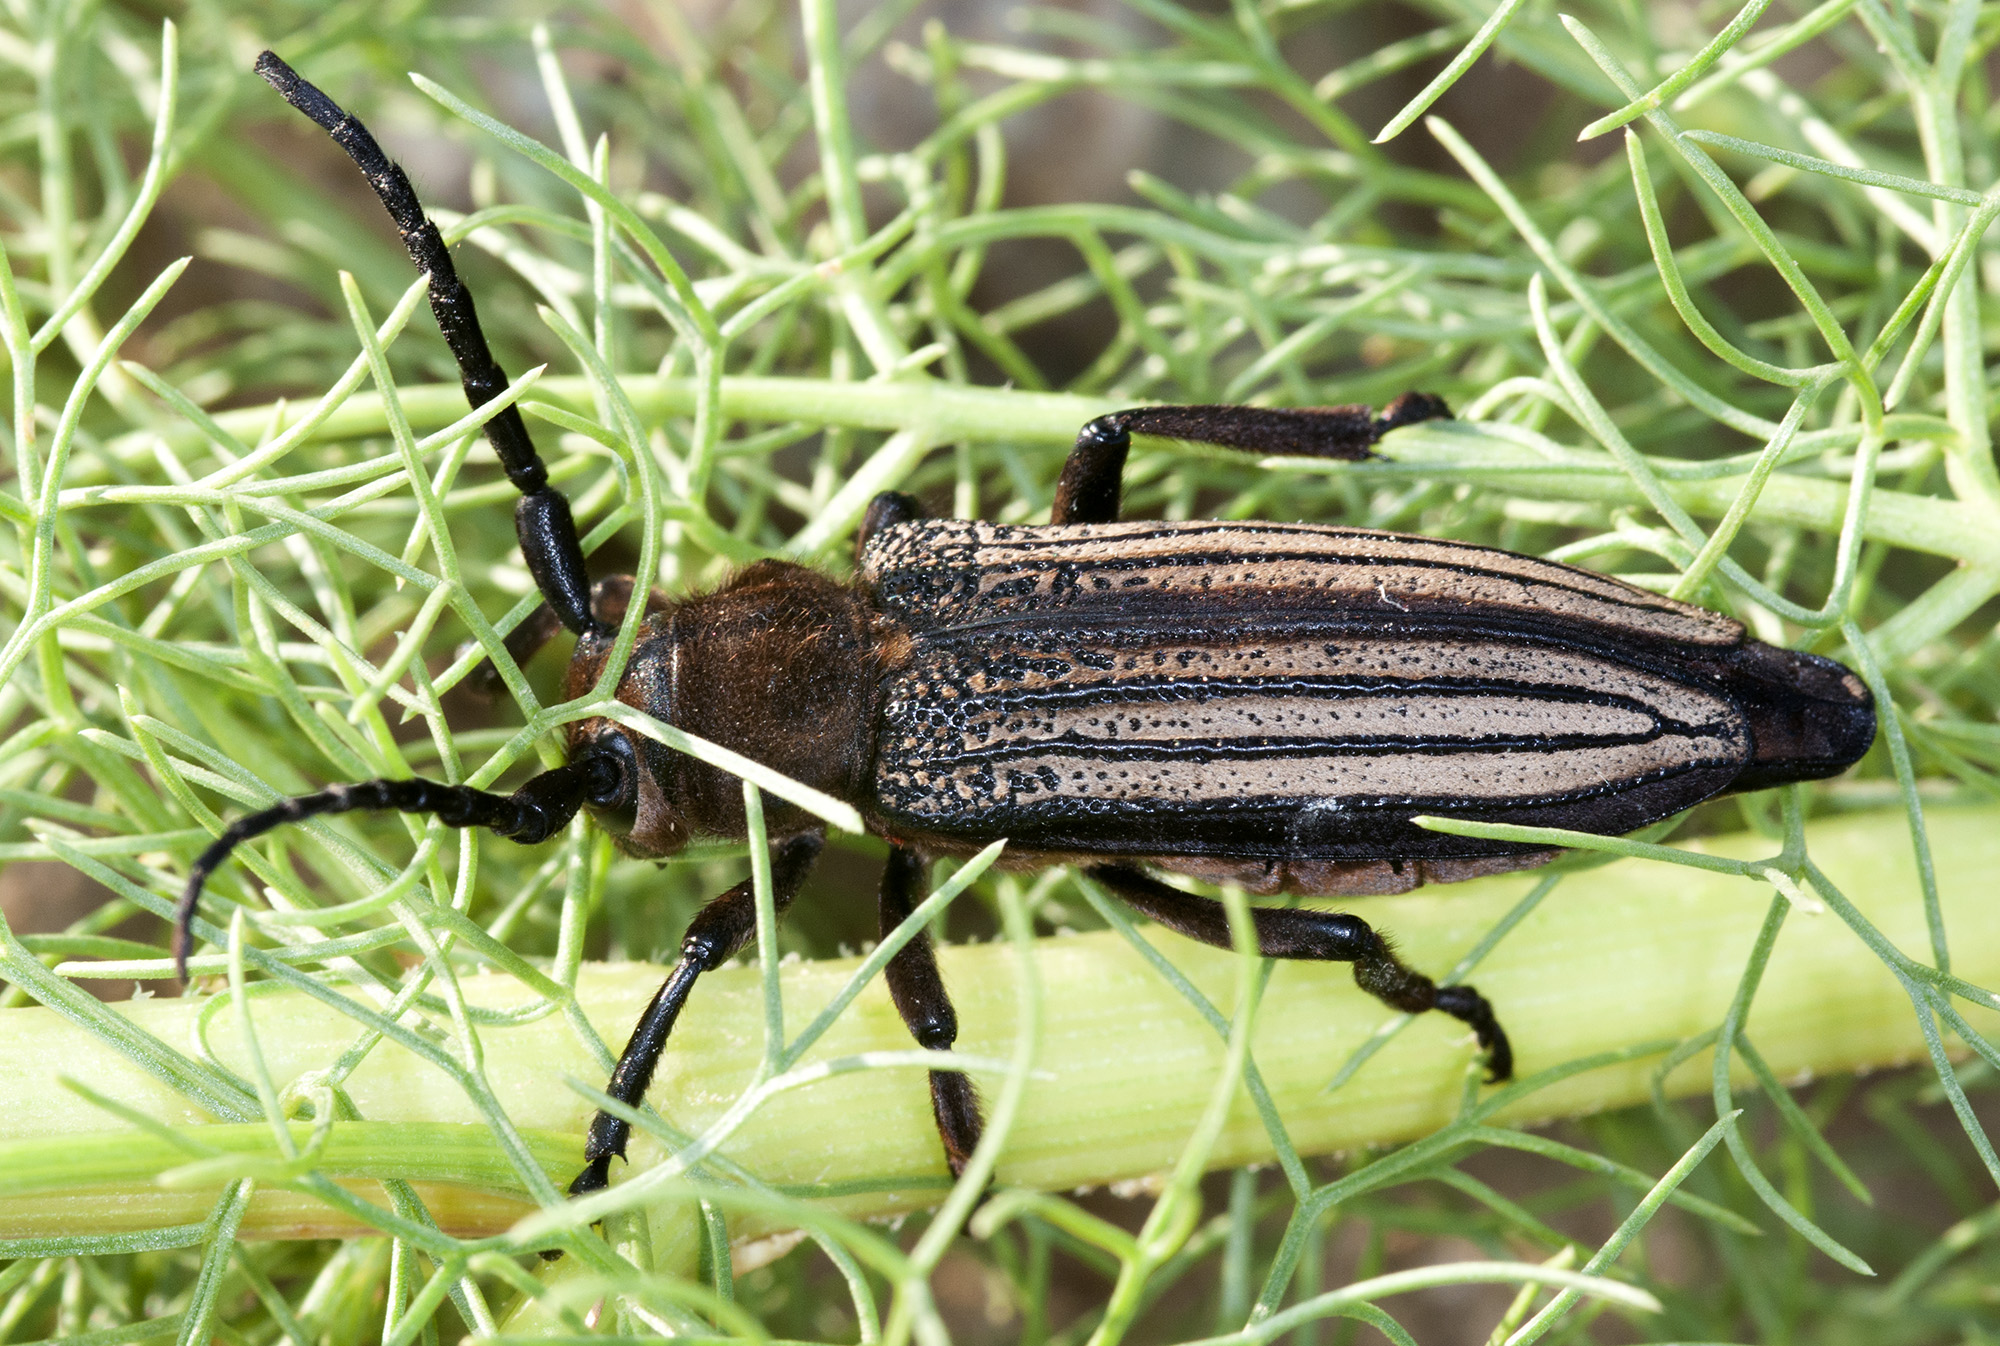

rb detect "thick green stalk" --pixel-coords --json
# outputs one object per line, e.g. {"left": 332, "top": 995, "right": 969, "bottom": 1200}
{"left": 0, "top": 806, "right": 1995, "bottom": 1256}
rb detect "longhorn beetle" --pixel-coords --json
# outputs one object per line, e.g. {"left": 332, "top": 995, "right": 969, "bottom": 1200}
{"left": 179, "top": 54, "right": 1878, "bottom": 1200}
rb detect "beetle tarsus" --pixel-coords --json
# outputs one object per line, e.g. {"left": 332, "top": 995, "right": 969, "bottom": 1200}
{"left": 568, "top": 1154, "right": 614, "bottom": 1199}
{"left": 1374, "top": 390, "right": 1452, "bottom": 433}
{"left": 930, "top": 1069, "right": 984, "bottom": 1179}
{"left": 1432, "top": 984, "right": 1513, "bottom": 1083}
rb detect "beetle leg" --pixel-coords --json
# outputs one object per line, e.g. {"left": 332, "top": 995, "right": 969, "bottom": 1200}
{"left": 468, "top": 601, "right": 563, "bottom": 697}
{"left": 469, "top": 576, "right": 676, "bottom": 696}
{"left": 1084, "top": 864, "right": 1512, "bottom": 1082}
{"left": 570, "top": 832, "right": 826, "bottom": 1197}
{"left": 857, "top": 490, "right": 926, "bottom": 560}
{"left": 878, "top": 847, "right": 982, "bottom": 1177}
{"left": 1053, "top": 395, "right": 1452, "bottom": 525}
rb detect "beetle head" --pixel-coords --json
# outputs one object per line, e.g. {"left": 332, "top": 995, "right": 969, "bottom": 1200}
{"left": 560, "top": 588, "right": 695, "bottom": 859}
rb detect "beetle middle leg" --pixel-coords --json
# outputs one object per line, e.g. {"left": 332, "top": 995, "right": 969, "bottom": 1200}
{"left": 879, "top": 847, "right": 983, "bottom": 1176}
{"left": 1085, "top": 864, "right": 1512, "bottom": 1083}
{"left": 570, "top": 832, "right": 826, "bottom": 1197}
{"left": 858, "top": 490, "right": 926, "bottom": 556}
{"left": 1053, "top": 394, "right": 1451, "bottom": 525}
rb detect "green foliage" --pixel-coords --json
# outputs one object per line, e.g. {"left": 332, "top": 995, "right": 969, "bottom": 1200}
{"left": 2, "top": 0, "right": 2000, "bottom": 1342}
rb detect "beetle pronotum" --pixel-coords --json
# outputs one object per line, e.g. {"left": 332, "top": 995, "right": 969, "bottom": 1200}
{"left": 178, "top": 54, "right": 1877, "bottom": 1200}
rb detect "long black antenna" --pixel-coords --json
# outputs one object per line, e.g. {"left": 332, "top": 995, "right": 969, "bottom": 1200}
{"left": 174, "top": 758, "right": 620, "bottom": 980}
{"left": 255, "top": 50, "right": 602, "bottom": 639}
{"left": 174, "top": 57, "right": 636, "bottom": 980}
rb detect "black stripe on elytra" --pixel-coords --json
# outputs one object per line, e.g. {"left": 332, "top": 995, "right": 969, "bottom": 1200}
{"left": 883, "top": 546, "right": 1699, "bottom": 618}
{"left": 896, "top": 611, "right": 1741, "bottom": 693}
{"left": 896, "top": 518, "right": 1665, "bottom": 579}
{"left": 888, "top": 670, "right": 1706, "bottom": 718}
{"left": 894, "top": 719, "right": 1743, "bottom": 770}
{"left": 875, "top": 758, "right": 1745, "bottom": 848}
{"left": 876, "top": 581, "right": 1715, "bottom": 654}
{"left": 876, "top": 520, "right": 1704, "bottom": 608}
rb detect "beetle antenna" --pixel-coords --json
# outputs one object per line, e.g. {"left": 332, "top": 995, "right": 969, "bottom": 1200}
{"left": 174, "top": 754, "right": 620, "bottom": 983}
{"left": 254, "top": 50, "right": 604, "bottom": 640}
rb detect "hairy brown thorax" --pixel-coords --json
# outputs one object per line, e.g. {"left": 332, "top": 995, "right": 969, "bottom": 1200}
{"left": 564, "top": 561, "right": 883, "bottom": 855}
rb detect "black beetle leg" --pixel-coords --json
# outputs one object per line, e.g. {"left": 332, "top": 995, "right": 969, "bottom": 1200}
{"left": 468, "top": 601, "right": 563, "bottom": 697}
{"left": 857, "top": 490, "right": 926, "bottom": 561}
{"left": 878, "top": 847, "right": 983, "bottom": 1177}
{"left": 1052, "top": 394, "right": 1452, "bottom": 525}
{"left": 1084, "top": 864, "right": 1511, "bottom": 1083}
{"left": 470, "top": 576, "right": 679, "bottom": 696}
{"left": 570, "top": 832, "right": 826, "bottom": 1197}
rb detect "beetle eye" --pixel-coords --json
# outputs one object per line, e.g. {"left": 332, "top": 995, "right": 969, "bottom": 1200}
{"left": 582, "top": 733, "right": 638, "bottom": 818}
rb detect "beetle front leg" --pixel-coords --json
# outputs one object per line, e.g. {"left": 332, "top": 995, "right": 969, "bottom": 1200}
{"left": 878, "top": 847, "right": 983, "bottom": 1177}
{"left": 570, "top": 832, "right": 825, "bottom": 1197}
{"left": 1085, "top": 864, "right": 1511, "bottom": 1082}
{"left": 1052, "top": 394, "right": 1451, "bottom": 525}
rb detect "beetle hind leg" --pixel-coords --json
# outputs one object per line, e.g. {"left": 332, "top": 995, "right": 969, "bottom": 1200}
{"left": 1085, "top": 864, "right": 1512, "bottom": 1083}
{"left": 879, "top": 847, "right": 984, "bottom": 1176}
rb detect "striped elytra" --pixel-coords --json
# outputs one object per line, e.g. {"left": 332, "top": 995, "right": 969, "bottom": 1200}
{"left": 859, "top": 518, "right": 1875, "bottom": 895}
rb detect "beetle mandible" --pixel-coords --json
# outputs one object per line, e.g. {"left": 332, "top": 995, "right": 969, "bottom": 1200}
{"left": 179, "top": 54, "right": 1878, "bottom": 1200}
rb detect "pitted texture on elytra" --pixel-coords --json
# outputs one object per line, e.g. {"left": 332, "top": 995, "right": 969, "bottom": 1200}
{"left": 874, "top": 630, "right": 1750, "bottom": 824}
{"left": 862, "top": 518, "right": 1742, "bottom": 646}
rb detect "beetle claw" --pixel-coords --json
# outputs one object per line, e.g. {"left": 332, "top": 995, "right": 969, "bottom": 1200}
{"left": 568, "top": 1155, "right": 613, "bottom": 1199}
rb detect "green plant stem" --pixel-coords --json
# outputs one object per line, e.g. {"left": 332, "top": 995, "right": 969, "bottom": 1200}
{"left": 1, "top": 806, "right": 1996, "bottom": 1262}
{"left": 95, "top": 377, "right": 1993, "bottom": 567}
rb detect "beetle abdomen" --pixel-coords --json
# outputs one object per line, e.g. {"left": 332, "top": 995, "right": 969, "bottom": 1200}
{"left": 861, "top": 518, "right": 1863, "bottom": 886}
